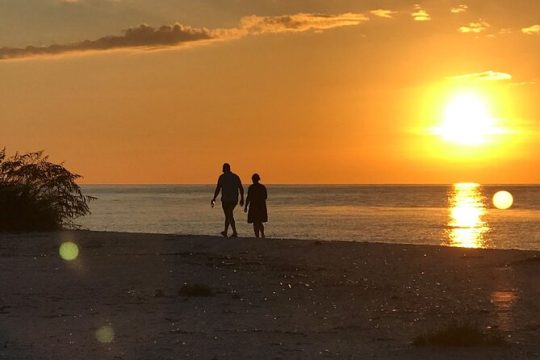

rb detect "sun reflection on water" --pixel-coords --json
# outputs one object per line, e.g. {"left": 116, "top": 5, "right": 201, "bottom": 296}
{"left": 446, "top": 183, "right": 489, "bottom": 248}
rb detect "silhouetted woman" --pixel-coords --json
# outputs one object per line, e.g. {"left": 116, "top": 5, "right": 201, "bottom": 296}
{"left": 244, "top": 173, "right": 268, "bottom": 238}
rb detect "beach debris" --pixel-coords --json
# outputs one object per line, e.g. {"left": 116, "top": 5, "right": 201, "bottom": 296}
{"left": 85, "top": 240, "right": 103, "bottom": 249}
{"left": 413, "top": 322, "right": 505, "bottom": 347}
{"left": 511, "top": 256, "right": 540, "bottom": 266}
{"left": 230, "top": 290, "right": 241, "bottom": 299}
{"left": 169, "top": 328, "right": 195, "bottom": 334}
{"left": 178, "top": 284, "right": 214, "bottom": 297}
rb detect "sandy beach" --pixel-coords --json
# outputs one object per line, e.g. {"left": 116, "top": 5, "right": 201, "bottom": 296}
{"left": 0, "top": 231, "right": 539, "bottom": 359}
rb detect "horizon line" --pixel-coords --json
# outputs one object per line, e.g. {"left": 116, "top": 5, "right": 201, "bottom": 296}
{"left": 79, "top": 183, "right": 540, "bottom": 186}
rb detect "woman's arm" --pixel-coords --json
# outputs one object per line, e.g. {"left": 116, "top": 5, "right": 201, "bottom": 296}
{"left": 244, "top": 186, "right": 251, "bottom": 212}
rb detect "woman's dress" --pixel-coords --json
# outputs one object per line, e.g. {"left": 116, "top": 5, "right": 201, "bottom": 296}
{"left": 247, "top": 183, "right": 268, "bottom": 223}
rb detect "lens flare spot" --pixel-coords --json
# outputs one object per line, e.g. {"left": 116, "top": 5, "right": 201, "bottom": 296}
{"left": 59, "top": 242, "right": 79, "bottom": 261}
{"left": 493, "top": 191, "right": 513, "bottom": 210}
{"left": 96, "top": 325, "right": 115, "bottom": 344}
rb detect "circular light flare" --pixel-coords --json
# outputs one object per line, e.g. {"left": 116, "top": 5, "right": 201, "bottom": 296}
{"left": 96, "top": 325, "right": 115, "bottom": 344}
{"left": 59, "top": 241, "right": 79, "bottom": 261}
{"left": 493, "top": 191, "right": 513, "bottom": 209}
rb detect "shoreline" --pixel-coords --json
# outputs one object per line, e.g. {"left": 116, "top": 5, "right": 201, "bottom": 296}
{"left": 13, "top": 228, "right": 539, "bottom": 253}
{"left": 0, "top": 231, "right": 539, "bottom": 359}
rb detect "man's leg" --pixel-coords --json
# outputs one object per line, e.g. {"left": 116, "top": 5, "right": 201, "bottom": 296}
{"left": 222, "top": 203, "right": 237, "bottom": 237}
{"left": 229, "top": 204, "right": 238, "bottom": 236}
{"left": 222, "top": 203, "right": 230, "bottom": 236}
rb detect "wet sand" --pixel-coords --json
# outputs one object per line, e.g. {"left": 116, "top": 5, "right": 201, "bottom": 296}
{"left": 0, "top": 231, "right": 539, "bottom": 359}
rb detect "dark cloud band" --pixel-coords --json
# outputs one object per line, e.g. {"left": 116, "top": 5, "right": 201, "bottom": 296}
{"left": 0, "top": 23, "right": 213, "bottom": 60}
{"left": 0, "top": 13, "right": 367, "bottom": 61}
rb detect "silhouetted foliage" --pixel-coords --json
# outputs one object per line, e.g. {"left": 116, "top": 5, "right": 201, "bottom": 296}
{"left": 0, "top": 149, "right": 94, "bottom": 231}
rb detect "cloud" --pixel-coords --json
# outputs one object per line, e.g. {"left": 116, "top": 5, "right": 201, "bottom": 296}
{"left": 238, "top": 13, "right": 369, "bottom": 34}
{"left": 58, "top": 0, "right": 121, "bottom": 3}
{"left": 450, "top": 5, "right": 468, "bottom": 14}
{"left": 450, "top": 71, "right": 512, "bottom": 82}
{"left": 370, "top": 9, "right": 396, "bottom": 19}
{"left": 412, "top": 5, "right": 431, "bottom": 21}
{"left": 459, "top": 20, "right": 489, "bottom": 33}
{"left": 0, "top": 24, "right": 214, "bottom": 60}
{"left": 522, "top": 24, "right": 540, "bottom": 35}
{"left": 508, "top": 81, "right": 536, "bottom": 87}
{"left": 0, "top": 13, "right": 368, "bottom": 61}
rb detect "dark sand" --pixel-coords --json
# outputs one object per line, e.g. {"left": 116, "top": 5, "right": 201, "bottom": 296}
{"left": 0, "top": 231, "right": 539, "bottom": 359}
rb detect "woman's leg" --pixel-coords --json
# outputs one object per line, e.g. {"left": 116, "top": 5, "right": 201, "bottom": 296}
{"left": 253, "top": 223, "right": 259, "bottom": 238}
{"left": 260, "top": 223, "right": 265, "bottom": 238}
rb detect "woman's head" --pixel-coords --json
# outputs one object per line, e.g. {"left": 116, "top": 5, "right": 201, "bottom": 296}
{"left": 252, "top": 173, "right": 260, "bottom": 184}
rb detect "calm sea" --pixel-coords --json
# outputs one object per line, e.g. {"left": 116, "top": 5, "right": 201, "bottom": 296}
{"left": 80, "top": 184, "right": 540, "bottom": 251}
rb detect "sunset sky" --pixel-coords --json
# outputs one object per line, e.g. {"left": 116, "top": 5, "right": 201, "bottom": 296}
{"left": 1, "top": 0, "right": 539, "bottom": 184}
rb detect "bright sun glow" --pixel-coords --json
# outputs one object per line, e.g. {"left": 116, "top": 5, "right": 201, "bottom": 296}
{"left": 434, "top": 93, "right": 499, "bottom": 146}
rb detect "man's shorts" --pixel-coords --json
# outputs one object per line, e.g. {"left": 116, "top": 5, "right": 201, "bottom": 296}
{"left": 221, "top": 201, "right": 237, "bottom": 214}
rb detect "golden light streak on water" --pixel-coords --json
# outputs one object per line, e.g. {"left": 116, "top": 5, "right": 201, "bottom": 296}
{"left": 446, "top": 183, "right": 489, "bottom": 248}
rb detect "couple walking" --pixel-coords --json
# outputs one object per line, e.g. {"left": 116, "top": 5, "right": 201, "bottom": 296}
{"left": 211, "top": 163, "right": 268, "bottom": 238}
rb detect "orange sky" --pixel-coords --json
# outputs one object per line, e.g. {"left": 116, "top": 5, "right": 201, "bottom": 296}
{"left": 1, "top": 0, "right": 539, "bottom": 183}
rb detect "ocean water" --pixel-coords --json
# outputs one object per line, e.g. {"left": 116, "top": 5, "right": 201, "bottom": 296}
{"left": 80, "top": 184, "right": 540, "bottom": 250}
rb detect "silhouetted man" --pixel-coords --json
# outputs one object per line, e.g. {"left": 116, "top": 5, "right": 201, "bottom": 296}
{"left": 211, "top": 163, "right": 244, "bottom": 238}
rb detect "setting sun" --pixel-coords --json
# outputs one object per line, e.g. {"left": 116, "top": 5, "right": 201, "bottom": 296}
{"left": 419, "top": 80, "right": 525, "bottom": 167}
{"left": 434, "top": 93, "right": 498, "bottom": 146}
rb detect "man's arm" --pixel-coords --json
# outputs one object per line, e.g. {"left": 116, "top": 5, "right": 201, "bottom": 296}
{"left": 212, "top": 176, "right": 222, "bottom": 203}
{"left": 238, "top": 176, "right": 244, "bottom": 206}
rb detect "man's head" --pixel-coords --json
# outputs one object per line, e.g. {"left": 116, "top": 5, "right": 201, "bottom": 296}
{"left": 222, "top": 163, "right": 231, "bottom": 173}
{"left": 252, "top": 173, "right": 260, "bottom": 183}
